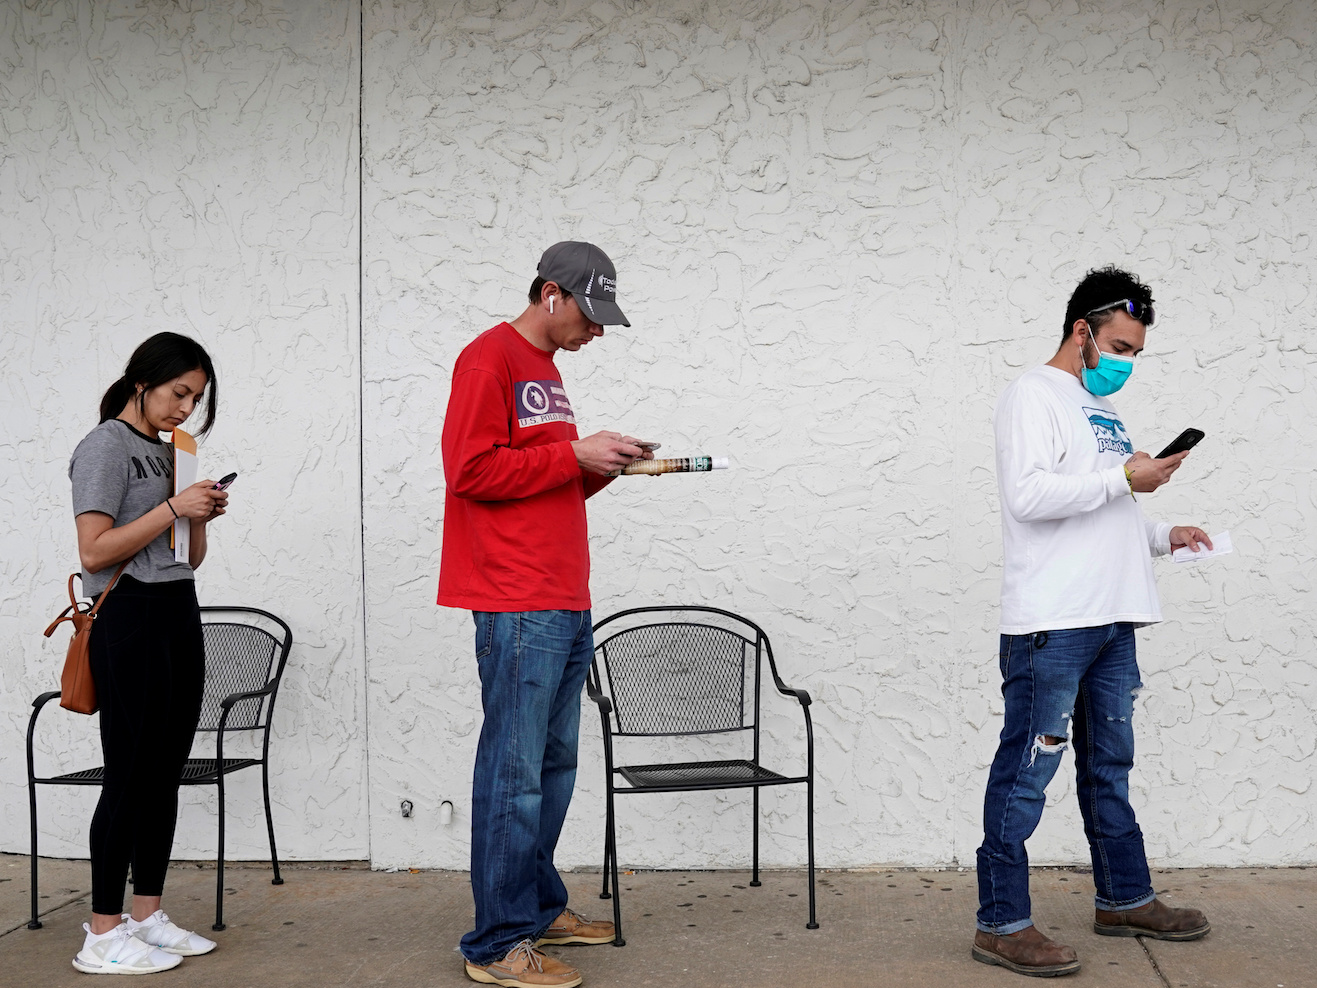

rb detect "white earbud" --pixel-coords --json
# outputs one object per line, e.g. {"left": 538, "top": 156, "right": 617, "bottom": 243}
{"left": 548, "top": 295, "right": 555, "bottom": 314}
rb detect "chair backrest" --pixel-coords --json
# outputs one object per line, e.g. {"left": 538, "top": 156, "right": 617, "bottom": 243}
{"left": 593, "top": 607, "right": 767, "bottom": 738}
{"left": 197, "top": 607, "right": 293, "bottom": 733}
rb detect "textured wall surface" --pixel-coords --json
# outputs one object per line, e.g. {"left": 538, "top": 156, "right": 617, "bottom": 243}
{"left": 3, "top": 0, "right": 1314, "bottom": 876}
{"left": 361, "top": 0, "right": 1317, "bottom": 872}
{"left": 0, "top": 1, "right": 367, "bottom": 861}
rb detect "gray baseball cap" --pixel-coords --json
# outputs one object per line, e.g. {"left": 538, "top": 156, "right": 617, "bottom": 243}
{"left": 537, "top": 241, "right": 630, "bottom": 327}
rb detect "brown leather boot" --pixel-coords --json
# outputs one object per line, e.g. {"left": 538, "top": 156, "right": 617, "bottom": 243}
{"left": 972, "top": 924, "right": 1081, "bottom": 977}
{"left": 1094, "top": 897, "right": 1210, "bottom": 940}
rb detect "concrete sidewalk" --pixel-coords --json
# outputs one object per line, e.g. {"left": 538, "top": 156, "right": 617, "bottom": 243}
{"left": 1, "top": 854, "right": 1310, "bottom": 987}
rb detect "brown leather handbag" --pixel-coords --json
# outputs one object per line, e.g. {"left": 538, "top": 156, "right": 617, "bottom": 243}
{"left": 43, "top": 562, "right": 130, "bottom": 715}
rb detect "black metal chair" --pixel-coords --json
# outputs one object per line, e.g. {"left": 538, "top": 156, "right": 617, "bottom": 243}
{"left": 587, "top": 606, "right": 817, "bottom": 945}
{"left": 26, "top": 606, "right": 293, "bottom": 932}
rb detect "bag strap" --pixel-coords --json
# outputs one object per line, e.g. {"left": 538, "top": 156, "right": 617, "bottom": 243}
{"left": 86, "top": 561, "right": 131, "bottom": 618}
{"left": 43, "top": 602, "right": 79, "bottom": 638}
{"left": 43, "top": 561, "right": 131, "bottom": 638}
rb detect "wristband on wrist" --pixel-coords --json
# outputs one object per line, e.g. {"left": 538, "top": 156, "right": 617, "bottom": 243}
{"left": 165, "top": 498, "right": 179, "bottom": 519}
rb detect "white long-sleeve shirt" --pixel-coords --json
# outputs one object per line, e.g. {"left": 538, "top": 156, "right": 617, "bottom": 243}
{"left": 995, "top": 365, "right": 1172, "bottom": 635}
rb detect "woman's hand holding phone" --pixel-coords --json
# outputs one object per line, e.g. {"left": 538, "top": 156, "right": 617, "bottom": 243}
{"left": 171, "top": 480, "right": 229, "bottom": 521}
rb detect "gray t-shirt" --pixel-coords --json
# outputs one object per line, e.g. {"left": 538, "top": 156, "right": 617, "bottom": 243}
{"left": 69, "top": 419, "right": 195, "bottom": 595}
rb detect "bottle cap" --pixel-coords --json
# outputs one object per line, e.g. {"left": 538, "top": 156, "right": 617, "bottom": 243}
{"left": 711, "top": 456, "right": 730, "bottom": 470}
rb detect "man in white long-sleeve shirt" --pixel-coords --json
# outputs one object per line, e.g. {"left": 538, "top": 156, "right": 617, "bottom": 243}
{"left": 972, "top": 266, "right": 1214, "bottom": 979}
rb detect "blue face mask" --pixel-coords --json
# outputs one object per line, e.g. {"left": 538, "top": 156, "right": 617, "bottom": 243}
{"left": 1079, "top": 333, "right": 1134, "bottom": 396}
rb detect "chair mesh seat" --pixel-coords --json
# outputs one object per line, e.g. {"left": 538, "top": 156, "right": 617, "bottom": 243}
{"left": 618, "top": 758, "right": 787, "bottom": 790}
{"left": 47, "top": 767, "right": 104, "bottom": 784}
{"left": 49, "top": 757, "right": 257, "bottom": 786}
{"left": 180, "top": 757, "right": 259, "bottom": 783}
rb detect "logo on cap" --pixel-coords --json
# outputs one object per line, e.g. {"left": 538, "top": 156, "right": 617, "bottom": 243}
{"left": 536, "top": 241, "right": 629, "bottom": 326}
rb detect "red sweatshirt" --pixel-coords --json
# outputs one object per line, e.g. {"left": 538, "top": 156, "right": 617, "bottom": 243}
{"left": 437, "top": 323, "right": 612, "bottom": 611}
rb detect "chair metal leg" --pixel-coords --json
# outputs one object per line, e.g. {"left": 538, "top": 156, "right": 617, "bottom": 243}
{"left": 213, "top": 774, "right": 227, "bottom": 932}
{"left": 749, "top": 786, "right": 762, "bottom": 887}
{"left": 600, "top": 790, "right": 614, "bottom": 900}
{"left": 805, "top": 776, "right": 818, "bottom": 929}
{"left": 605, "top": 791, "right": 625, "bottom": 946}
{"left": 28, "top": 782, "right": 42, "bottom": 930}
{"left": 262, "top": 760, "right": 284, "bottom": 886}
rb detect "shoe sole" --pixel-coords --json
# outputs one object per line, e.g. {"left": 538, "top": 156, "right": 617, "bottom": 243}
{"left": 72, "top": 955, "right": 183, "bottom": 975}
{"left": 972, "top": 945, "right": 1081, "bottom": 977}
{"left": 1093, "top": 921, "right": 1211, "bottom": 941}
{"left": 464, "top": 963, "right": 583, "bottom": 988}
{"left": 157, "top": 944, "right": 216, "bottom": 956}
{"left": 535, "top": 934, "right": 615, "bottom": 946}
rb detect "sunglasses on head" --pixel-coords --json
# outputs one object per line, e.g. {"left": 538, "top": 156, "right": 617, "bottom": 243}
{"left": 1085, "top": 298, "right": 1154, "bottom": 325}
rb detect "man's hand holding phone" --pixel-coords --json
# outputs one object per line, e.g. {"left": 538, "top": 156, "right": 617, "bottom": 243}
{"left": 1125, "top": 428, "right": 1205, "bottom": 494}
{"left": 623, "top": 438, "right": 659, "bottom": 458}
{"left": 1125, "top": 450, "right": 1189, "bottom": 493}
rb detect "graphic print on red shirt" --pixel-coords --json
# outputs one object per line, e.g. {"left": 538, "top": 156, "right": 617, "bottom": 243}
{"left": 515, "top": 380, "right": 575, "bottom": 428}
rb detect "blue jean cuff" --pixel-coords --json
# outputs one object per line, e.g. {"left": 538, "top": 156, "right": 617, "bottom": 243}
{"left": 1094, "top": 891, "right": 1155, "bottom": 911}
{"left": 976, "top": 918, "right": 1034, "bottom": 935}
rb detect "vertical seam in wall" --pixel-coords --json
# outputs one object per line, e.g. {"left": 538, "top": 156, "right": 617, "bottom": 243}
{"left": 357, "top": 0, "right": 371, "bottom": 866}
{"left": 949, "top": 0, "right": 965, "bottom": 869}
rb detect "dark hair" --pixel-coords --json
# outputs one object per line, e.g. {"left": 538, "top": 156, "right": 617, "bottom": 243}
{"left": 1061, "top": 265, "right": 1155, "bottom": 342}
{"left": 98, "top": 332, "right": 219, "bottom": 437}
{"left": 527, "top": 276, "right": 573, "bottom": 306}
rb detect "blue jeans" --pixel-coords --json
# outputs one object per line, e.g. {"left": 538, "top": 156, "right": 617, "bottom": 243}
{"left": 976, "top": 623, "right": 1154, "bottom": 934}
{"left": 460, "top": 610, "right": 594, "bottom": 965}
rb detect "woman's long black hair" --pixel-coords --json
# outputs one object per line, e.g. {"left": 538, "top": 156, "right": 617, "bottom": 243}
{"left": 98, "top": 333, "right": 219, "bottom": 437}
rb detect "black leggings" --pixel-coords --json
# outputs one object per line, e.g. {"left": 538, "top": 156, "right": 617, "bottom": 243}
{"left": 88, "top": 576, "right": 204, "bottom": 915}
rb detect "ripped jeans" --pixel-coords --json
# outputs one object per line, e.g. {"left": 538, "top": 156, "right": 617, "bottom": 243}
{"left": 976, "top": 623, "right": 1153, "bottom": 934}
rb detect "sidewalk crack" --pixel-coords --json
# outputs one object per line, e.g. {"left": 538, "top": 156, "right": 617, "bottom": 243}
{"left": 1137, "top": 936, "right": 1173, "bottom": 988}
{"left": 0, "top": 890, "right": 90, "bottom": 939}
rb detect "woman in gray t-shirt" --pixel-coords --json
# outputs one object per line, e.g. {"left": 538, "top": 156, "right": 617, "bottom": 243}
{"left": 68, "top": 333, "right": 231, "bottom": 975}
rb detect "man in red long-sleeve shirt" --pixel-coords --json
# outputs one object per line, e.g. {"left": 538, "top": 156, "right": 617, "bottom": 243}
{"left": 441, "top": 242, "right": 649, "bottom": 988}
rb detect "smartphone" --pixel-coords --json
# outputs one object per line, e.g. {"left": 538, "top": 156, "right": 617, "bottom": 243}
{"left": 1155, "top": 429, "right": 1204, "bottom": 459}
{"left": 213, "top": 472, "right": 238, "bottom": 491}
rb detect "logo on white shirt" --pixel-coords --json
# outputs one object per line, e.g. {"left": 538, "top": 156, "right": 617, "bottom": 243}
{"left": 1084, "top": 407, "right": 1133, "bottom": 455}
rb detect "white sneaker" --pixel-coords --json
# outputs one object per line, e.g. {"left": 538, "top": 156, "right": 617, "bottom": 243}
{"left": 124, "top": 909, "right": 217, "bottom": 957}
{"left": 72, "top": 923, "right": 182, "bottom": 975}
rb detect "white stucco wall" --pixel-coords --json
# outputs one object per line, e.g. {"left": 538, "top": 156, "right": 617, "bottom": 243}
{"left": 0, "top": 1, "right": 368, "bottom": 861}
{"left": 361, "top": 0, "right": 1317, "bottom": 871}
{"left": 3, "top": 0, "right": 1314, "bottom": 875}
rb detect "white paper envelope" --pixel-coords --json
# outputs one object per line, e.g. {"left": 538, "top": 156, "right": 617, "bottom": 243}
{"left": 1172, "top": 530, "right": 1232, "bottom": 564}
{"left": 172, "top": 428, "right": 197, "bottom": 562}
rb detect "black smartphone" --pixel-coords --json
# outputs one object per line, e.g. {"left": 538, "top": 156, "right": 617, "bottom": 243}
{"left": 213, "top": 472, "right": 238, "bottom": 491}
{"left": 1156, "top": 429, "right": 1205, "bottom": 459}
